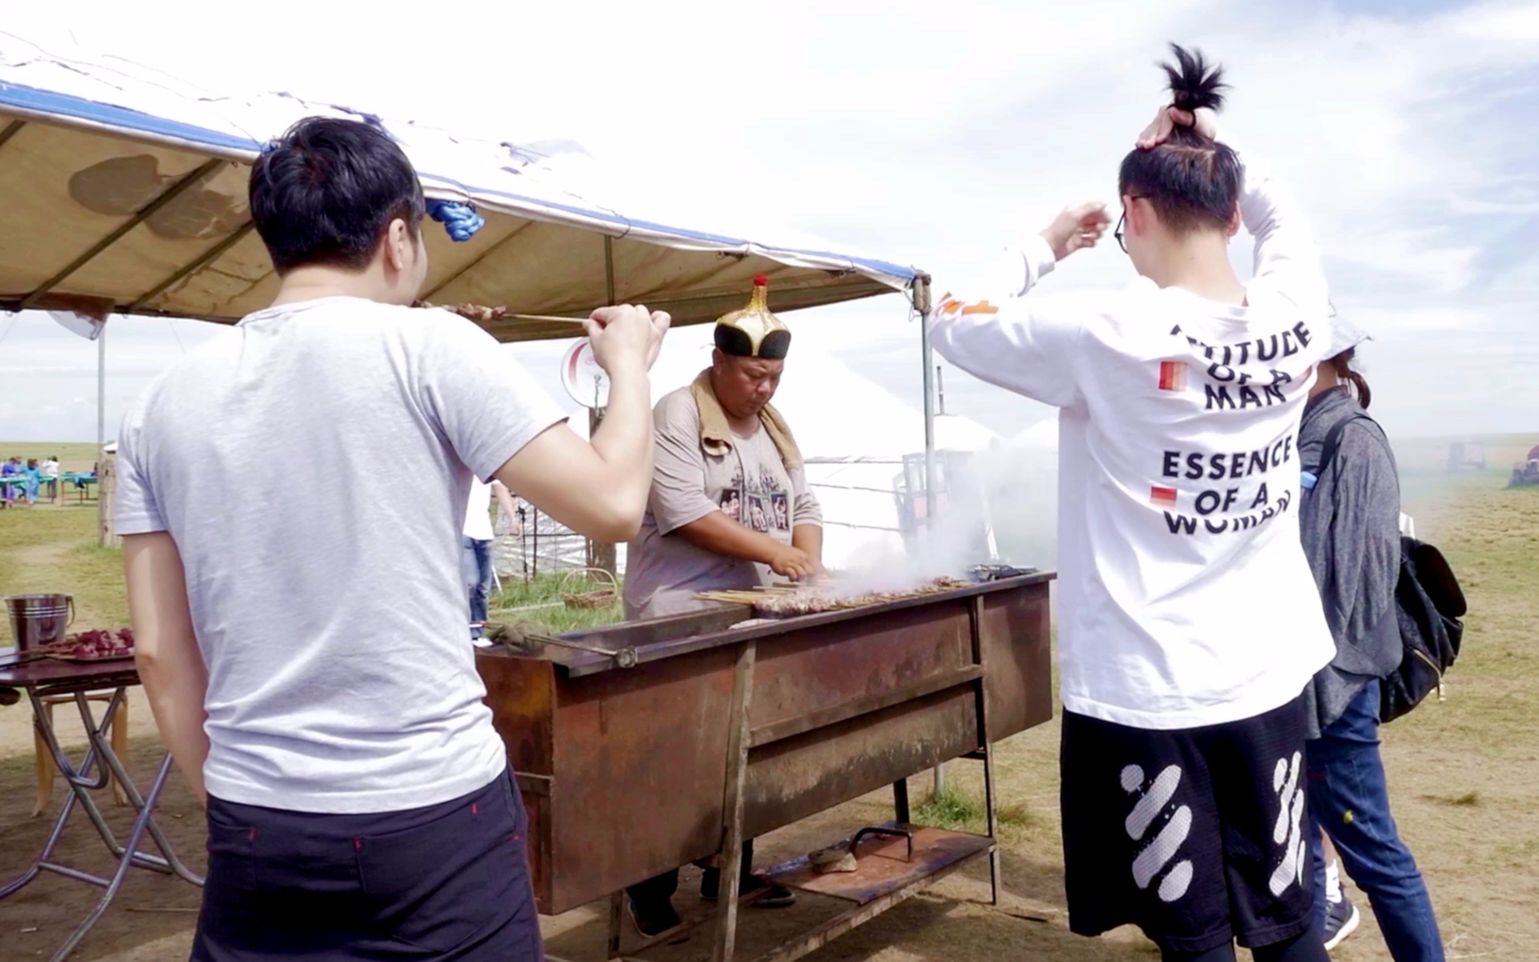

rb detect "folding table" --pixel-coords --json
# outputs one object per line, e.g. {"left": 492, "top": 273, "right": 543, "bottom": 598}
{"left": 0, "top": 648, "right": 203, "bottom": 962}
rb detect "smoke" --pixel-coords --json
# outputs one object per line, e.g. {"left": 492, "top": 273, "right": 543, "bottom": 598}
{"left": 829, "top": 422, "right": 1061, "bottom": 594}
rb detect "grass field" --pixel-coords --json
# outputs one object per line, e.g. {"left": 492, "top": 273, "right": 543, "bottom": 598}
{"left": 1, "top": 434, "right": 1535, "bottom": 961}
{"left": 0, "top": 441, "right": 616, "bottom": 642}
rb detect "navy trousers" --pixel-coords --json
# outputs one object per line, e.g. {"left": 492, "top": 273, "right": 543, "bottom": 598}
{"left": 193, "top": 769, "right": 542, "bottom": 961}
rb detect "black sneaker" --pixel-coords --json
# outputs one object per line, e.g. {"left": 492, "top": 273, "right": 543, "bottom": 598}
{"left": 752, "top": 882, "right": 797, "bottom": 908}
{"left": 627, "top": 896, "right": 683, "bottom": 940}
{"left": 700, "top": 869, "right": 796, "bottom": 907}
{"left": 1322, "top": 894, "right": 1361, "bottom": 952}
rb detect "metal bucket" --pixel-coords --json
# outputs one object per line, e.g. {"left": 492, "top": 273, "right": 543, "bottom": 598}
{"left": 4, "top": 593, "right": 74, "bottom": 651}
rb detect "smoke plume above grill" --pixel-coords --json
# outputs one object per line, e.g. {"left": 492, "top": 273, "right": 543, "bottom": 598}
{"left": 832, "top": 424, "right": 1060, "bottom": 597}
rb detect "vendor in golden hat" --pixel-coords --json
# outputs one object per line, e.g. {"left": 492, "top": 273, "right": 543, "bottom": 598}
{"left": 619, "top": 274, "right": 822, "bottom": 934}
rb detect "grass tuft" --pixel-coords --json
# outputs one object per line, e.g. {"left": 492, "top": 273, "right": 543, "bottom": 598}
{"left": 913, "top": 786, "right": 982, "bottom": 828}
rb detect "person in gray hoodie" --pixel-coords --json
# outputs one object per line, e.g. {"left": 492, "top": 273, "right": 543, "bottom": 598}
{"left": 1297, "top": 319, "right": 1444, "bottom": 961}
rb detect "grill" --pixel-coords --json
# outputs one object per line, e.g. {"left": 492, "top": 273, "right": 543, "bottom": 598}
{"left": 694, "top": 567, "right": 1040, "bottom": 619}
{"left": 475, "top": 569, "right": 1055, "bottom": 961}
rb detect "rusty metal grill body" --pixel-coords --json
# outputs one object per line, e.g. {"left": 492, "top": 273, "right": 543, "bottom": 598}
{"left": 476, "top": 571, "right": 1054, "bottom": 927}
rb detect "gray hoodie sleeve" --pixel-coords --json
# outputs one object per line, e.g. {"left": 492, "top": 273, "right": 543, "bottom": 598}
{"left": 1317, "top": 420, "right": 1403, "bottom": 678}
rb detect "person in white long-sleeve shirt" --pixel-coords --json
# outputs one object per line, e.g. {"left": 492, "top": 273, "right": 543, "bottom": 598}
{"left": 930, "top": 46, "right": 1334, "bottom": 962}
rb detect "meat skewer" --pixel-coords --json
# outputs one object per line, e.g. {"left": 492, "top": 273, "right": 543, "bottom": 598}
{"left": 413, "top": 301, "right": 588, "bottom": 327}
{"left": 697, "top": 577, "right": 970, "bottom": 618}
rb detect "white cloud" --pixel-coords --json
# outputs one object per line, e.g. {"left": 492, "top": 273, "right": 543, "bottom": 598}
{"left": 1453, "top": 0, "right": 1539, "bottom": 41}
{"left": 1, "top": 0, "right": 1537, "bottom": 445}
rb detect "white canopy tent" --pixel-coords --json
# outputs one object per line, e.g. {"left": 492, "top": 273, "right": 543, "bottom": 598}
{"left": 0, "top": 33, "right": 948, "bottom": 518}
{"left": 0, "top": 35, "right": 924, "bottom": 333}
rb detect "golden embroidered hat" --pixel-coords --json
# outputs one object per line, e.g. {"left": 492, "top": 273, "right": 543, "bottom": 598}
{"left": 714, "top": 274, "right": 791, "bottom": 359}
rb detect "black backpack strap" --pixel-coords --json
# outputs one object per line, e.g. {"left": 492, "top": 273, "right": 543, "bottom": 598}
{"left": 1310, "top": 412, "right": 1374, "bottom": 478}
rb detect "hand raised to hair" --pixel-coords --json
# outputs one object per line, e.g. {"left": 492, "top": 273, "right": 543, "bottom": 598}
{"left": 1040, "top": 203, "right": 1112, "bottom": 261}
{"left": 1136, "top": 105, "right": 1218, "bottom": 150}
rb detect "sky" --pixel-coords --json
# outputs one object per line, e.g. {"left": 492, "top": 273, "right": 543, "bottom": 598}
{"left": 1, "top": 0, "right": 1537, "bottom": 449}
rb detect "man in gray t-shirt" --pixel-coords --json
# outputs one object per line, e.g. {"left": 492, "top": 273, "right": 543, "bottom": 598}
{"left": 621, "top": 276, "right": 821, "bottom": 935}
{"left": 119, "top": 117, "right": 668, "bottom": 961}
{"left": 624, "top": 276, "right": 823, "bottom": 621}
{"left": 622, "top": 385, "right": 823, "bottom": 618}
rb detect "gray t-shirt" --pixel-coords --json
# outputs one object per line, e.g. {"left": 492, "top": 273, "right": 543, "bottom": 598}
{"left": 623, "top": 387, "right": 821, "bottom": 619}
{"left": 116, "top": 297, "right": 564, "bottom": 814}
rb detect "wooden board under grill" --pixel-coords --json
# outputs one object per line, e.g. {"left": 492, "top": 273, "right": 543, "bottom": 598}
{"left": 697, "top": 577, "right": 972, "bottom": 618}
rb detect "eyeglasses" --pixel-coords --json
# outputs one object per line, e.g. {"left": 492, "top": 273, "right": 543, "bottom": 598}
{"left": 1114, "top": 195, "right": 1145, "bottom": 254}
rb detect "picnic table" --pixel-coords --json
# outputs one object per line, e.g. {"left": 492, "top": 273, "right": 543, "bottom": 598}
{"left": 0, "top": 473, "right": 95, "bottom": 505}
{"left": 0, "top": 648, "right": 202, "bottom": 962}
{"left": 61, "top": 472, "right": 97, "bottom": 502}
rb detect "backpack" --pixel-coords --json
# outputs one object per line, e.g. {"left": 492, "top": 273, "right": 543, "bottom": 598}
{"left": 1310, "top": 414, "right": 1468, "bottom": 723}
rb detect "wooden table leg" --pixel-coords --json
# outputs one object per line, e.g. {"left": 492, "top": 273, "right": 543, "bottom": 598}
{"left": 712, "top": 639, "right": 757, "bottom": 962}
{"left": 606, "top": 891, "right": 624, "bottom": 960}
{"left": 33, "top": 700, "right": 54, "bottom": 817}
{"left": 109, "top": 699, "right": 129, "bottom": 807}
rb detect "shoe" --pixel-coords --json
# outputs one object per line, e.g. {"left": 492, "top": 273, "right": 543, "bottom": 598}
{"left": 753, "top": 882, "right": 797, "bottom": 908}
{"left": 627, "top": 897, "right": 683, "bottom": 940}
{"left": 700, "top": 869, "right": 797, "bottom": 907}
{"left": 1322, "top": 895, "right": 1361, "bottom": 952}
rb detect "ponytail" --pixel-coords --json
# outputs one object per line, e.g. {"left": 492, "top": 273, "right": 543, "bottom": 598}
{"left": 1330, "top": 348, "right": 1372, "bottom": 410}
{"left": 1118, "top": 44, "right": 1242, "bottom": 233}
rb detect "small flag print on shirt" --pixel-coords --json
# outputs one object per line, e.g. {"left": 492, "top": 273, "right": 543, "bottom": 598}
{"left": 936, "top": 295, "right": 1000, "bottom": 318}
{"left": 1150, "top": 486, "right": 1179, "bottom": 507}
{"left": 1158, "top": 360, "right": 1187, "bottom": 392}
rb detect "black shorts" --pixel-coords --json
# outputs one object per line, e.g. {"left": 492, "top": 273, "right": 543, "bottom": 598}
{"left": 193, "top": 768, "right": 542, "bottom": 962}
{"left": 1060, "top": 696, "right": 1315, "bottom": 954}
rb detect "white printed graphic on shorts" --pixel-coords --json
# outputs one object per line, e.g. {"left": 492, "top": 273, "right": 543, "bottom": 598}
{"left": 1121, "top": 764, "right": 1195, "bottom": 903}
{"left": 1269, "top": 751, "right": 1308, "bottom": 896}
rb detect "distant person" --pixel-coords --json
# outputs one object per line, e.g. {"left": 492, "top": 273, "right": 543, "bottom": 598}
{"left": 931, "top": 46, "right": 1335, "bottom": 962}
{"left": 3, "top": 457, "right": 37, "bottom": 505}
{"left": 1297, "top": 322, "right": 1445, "bottom": 959}
{"left": 0, "top": 457, "right": 18, "bottom": 506}
{"left": 40, "top": 456, "right": 60, "bottom": 501}
{"left": 464, "top": 476, "right": 519, "bottom": 638}
{"left": 119, "top": 116, "right": 669, "bottom": 962}
{"left": 620, "top": 276, "right": 821, "bottom": 937}
{"left": 24, "top": 459, "right": 42, "bottom": 503}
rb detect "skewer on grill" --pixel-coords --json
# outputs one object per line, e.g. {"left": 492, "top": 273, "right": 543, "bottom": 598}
{"left": 697, "top": 577, "right": 971, "bottom": 617}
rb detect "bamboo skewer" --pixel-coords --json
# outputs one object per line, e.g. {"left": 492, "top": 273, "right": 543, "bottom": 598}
{"left": 505, "top": 313, "right": 590, "bottom": 326}
{"left": 414, "top": 301, "right": 590, "bottom": 327}
{"left": 696, "top": 591, "right": 767, "bottom": 606}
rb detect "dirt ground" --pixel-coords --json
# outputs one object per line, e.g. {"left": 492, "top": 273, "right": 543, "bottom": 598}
{"left": 2, "top": 437, "right": 1535, "bottom": 961}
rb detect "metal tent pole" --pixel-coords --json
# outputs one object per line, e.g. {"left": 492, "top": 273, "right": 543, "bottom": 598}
{"left": 915, "top": 277, "right": 946, "bottom": 798}
{"left": 587, "top": 236, "right": 619, "bottom": 577}
{"left": 96, "top": 324, "right": 110, "bottom": 546}
{"left": 97, "top": 324, "right": 106, "bottom": 454}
